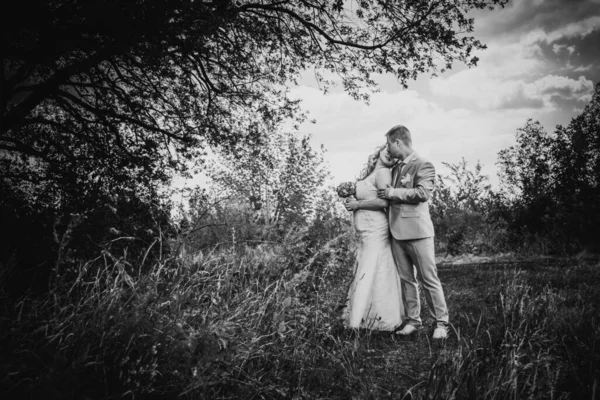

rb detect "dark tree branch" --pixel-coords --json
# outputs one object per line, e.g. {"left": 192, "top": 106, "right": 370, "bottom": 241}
{"left": 3, "top": 44, "right": 129, "bottom": 133}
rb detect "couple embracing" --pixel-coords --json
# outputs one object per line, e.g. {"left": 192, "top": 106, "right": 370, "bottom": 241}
{"left": 342, "top": 125, "right": 449, "bottom": 340}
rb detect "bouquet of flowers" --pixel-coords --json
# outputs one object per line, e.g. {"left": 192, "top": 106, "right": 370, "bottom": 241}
{"left": 335, "top": 181, "right": 356, "bottom": 198}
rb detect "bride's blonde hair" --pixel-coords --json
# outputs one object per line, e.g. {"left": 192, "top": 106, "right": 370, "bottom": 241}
{"left": 357, "top": 144, "right": 387, "bottom": 181}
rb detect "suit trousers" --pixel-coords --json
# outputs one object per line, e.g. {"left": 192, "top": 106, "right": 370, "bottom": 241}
{"left": 390, "top": 237, "right": 449, "bottom": 327}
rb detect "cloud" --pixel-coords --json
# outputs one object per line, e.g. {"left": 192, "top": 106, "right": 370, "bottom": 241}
{"left": 429, "top": 11, "right": 596, "bottom": 113}
{"left": 552, "top": 44, "right": 576, "bottom": 55}
{"left": 549, "top": 15, "right": 600, "bottom": 42}
{"left": 470, "top": 0, "right": 600, "bottom": 41}
{"left": 526, "top": 15, "right": 600, "bottom": 44}
{"left": 534, "top": 74, "right": 595, "bottom": 102}
{"left": 288, "top": 86, "right": 541, "bottom": 188}
{"left": 496, "top": 86, "right": 546, "bottom": 110}
{"left": 574, "top": 64, "right": 593, "bottom": 72}
{"left": 470, "top": 1, "right": 600, "bottom": 79}
{"left": 431, "top": 69, "right": 594, "bottom": 111}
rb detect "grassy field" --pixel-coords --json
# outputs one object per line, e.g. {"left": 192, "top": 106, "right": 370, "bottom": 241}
{"left": 1, "top": 229, "right": 599, "bottom": 399}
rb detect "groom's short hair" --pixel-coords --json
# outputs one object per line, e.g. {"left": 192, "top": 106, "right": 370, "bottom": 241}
{"left": 387, "top": 125, "right": 412, "bottom": 146}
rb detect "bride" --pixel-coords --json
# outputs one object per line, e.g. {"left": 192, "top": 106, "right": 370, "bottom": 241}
{"left": 342, "top": 144, "right": 404, "bottom": 331}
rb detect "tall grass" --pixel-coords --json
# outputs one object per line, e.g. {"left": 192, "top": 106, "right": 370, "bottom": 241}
{"left": 419, "top": 264, "right": 599, "bottom": 400}
{"left": 1, "top": 224, "right": 362, "bottom": 398}
{"left": 2, "top": 223, "right": 598, "bottom": 399}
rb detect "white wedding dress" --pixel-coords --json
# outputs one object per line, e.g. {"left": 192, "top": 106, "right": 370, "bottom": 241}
{"left": 343, "top": 173, "right": 404, "bottom": 331}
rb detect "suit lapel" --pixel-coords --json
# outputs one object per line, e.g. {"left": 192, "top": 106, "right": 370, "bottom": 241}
{"left": 400, "top": 153, "right": 417, "bottom": 177}
{"left": 402, "top": 156, "right": 416, "bottom": 175}
{"left": 393, "top": 152, "right": 418, "bottom": 187}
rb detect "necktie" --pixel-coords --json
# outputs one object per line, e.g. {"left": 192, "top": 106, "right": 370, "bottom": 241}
{"left": 392, "top": 162, "right": 404, "bottom": 187}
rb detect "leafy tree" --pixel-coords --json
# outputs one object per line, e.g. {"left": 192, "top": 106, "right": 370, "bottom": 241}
{"left": 430, "top": 158, "right": 494, "bottom": 255}
{"left": 276, "top": 136, "right": 329, "bottom": 225}
{"left": 496, "top": 120, "right": 555, "bottom": 235}
{"left": 174, "top": 129, "right": 330, "bottom": 252}
{"left": 550, "top": 83, "right": 600, "bottom": 250}
{"left": 495, "top": 83, "right": 600, "bottom": 252}
{"left": 208, "top": 128, "right": 329, "bottom": 228}
{"left": 2, "top": 0, "right": 508, "bottom": 211}
{"left": 497, "top": 121, "right": 554, "bottom": 203}
{"left": 439, "top": 158, "right": 491, "bottom": 212}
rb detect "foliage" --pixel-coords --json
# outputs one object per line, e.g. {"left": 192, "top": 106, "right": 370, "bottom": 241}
{"left": 430, "top": 83, "right": 599, "bottom": 256}
{"left": 0, "top": 184, "right": 173, "bottom": 296}
{"left": 497, "top": 121, "right": 554, "bottom": 202}
{"left": 176, "top": 188, "right": 278, "bottom": 251}
{"left": 431, "top": 158, "right": 498, "bottom": 255}
{"left": 496, "top": 82, "right": 600, "bottom": 252}
{"left": 1, "top": 215, "right": 358, "bottom": 399}
{"left": 1, "top": 0, "right": 512, "bottom": 300}
{"left": 420, "top": 261, "right": 600, "bottom": 399}
{"left": 276, "top": 136, "right": 330, "bottom": 225}
{"left": 3, "top": 0, "right": 508, "bottom": 212}
{"left": 440, "top": 158, "right": 491, "bottom": 212}
{"left": 208, "top": 130, "right": 329, "bottom": 227}
{"left": 173, "top": 128, "right": 331, "bottom": 257}
{"left": 2, "top": 229, "right": 598, "bottom": 398}
{"left": 550, "top": 83, "right": 600, "bottom": 250}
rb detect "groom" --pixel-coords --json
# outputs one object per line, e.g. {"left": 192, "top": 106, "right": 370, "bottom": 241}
{"left": 377, "top": 125, "right": 449, "bottom": 340}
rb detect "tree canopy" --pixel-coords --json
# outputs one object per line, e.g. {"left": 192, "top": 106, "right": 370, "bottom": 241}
{"left": 2, "top": 0, "right": 508, "bottom": 209}
{"left": 496, "top": 82, "right": 600, "bottom": 250}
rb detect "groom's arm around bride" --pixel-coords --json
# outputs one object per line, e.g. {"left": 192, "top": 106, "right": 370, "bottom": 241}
{"left": 385, "top": 160, "right": 434, "bottom": 204}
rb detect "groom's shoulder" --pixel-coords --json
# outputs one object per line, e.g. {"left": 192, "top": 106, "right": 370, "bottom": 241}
{"left": 413, "top": 152, "right": 432, "bottom": 165}
{"left": 413, "top": 153, "right": 435, "bottom": 172}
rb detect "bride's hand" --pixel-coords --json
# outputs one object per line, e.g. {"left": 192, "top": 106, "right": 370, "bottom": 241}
{"left": 344, "top": 198, "right": 359, "bottom": 211}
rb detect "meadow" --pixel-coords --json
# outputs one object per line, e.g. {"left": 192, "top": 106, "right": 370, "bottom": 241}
{"left": 2, "top": 220, "right": 598, "bottom": 399}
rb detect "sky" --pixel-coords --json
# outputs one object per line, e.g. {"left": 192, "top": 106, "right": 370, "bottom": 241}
{"left": 290, "top": 0, "right": 600, "bottom": 188}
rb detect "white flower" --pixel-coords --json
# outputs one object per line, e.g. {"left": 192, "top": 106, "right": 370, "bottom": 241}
{"left": 400, "top": 173, "right": 412, "bottom": 186}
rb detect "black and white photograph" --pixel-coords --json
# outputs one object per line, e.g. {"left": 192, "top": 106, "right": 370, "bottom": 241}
{"left": 2, "top": 0, "right": 599, "bottom": 398}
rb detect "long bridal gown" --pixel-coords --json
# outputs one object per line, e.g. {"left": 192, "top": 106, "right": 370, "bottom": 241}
{"left": 343, "top": 172, "right": 404, "bottom": 331}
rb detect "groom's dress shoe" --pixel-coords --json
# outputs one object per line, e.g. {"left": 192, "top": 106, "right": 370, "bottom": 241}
{"left": 432, "top": 325, "right": 448, "bottom": 340}
{"left": 395, "top": 324, "right": 419, "bottom": 336}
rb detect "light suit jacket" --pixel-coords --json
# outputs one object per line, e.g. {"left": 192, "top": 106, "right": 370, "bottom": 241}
{"left": 387, "top": 152, "right": 435, "bottom": 240}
